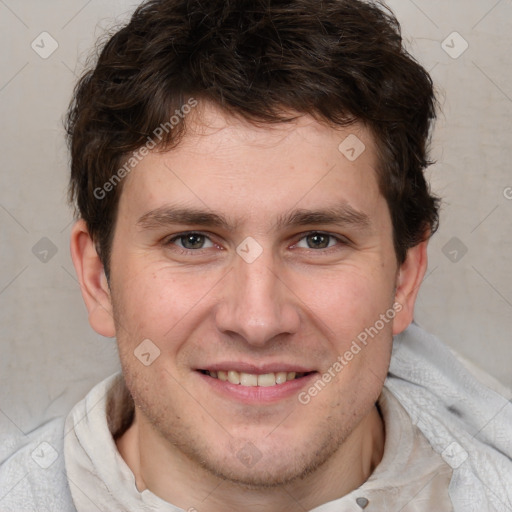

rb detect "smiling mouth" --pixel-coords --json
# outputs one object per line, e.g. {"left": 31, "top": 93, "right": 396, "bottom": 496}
{"left": 199, "top": 370, "right": 315, "bottom": 387}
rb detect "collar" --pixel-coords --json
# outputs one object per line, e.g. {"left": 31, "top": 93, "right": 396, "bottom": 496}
{"left": 64, "top": 373, "right": 453, "bottom": 512}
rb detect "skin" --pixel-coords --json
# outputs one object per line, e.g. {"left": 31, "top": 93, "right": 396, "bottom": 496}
{"left": 71, "top": 103, "right": 428, "bottom": 512}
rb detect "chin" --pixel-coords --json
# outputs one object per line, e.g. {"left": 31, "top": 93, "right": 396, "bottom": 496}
{"left": 199, "top": 453, "right": 318, "bottom": 489}
{"left": 178, "top": 424, "right": 343, "bottom": 490}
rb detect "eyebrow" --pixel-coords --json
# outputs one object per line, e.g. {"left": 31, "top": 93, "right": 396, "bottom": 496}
{"left": 274, "top": 206, "right": 371, "bottom": 231}
{"left": 137, "top": 206, "right": 237, "bottom": 231}
{"left": 136, "top": 203, "right": 371, "bottom": 232}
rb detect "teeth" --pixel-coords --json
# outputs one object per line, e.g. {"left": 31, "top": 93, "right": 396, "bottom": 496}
{"left": 275, "top": 372, "right": 287, "bottom": 384}
{"left": 205, "top": 370, "right": 306, "bottom": 387}
{"left": 257, "top": 373, "right": 276, "bottom": 387}
{"left": 240, "top": 372, "right": 258, "bottom": 386}
{"left": 227, "top": 371, "right": 240, "bottom": 385}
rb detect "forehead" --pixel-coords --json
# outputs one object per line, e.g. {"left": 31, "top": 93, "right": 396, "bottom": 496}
{"left": 118, "top": 104, "right": 386, "bottom": 228}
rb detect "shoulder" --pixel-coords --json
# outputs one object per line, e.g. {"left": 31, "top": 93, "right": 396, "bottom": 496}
{"left": 388, "top": 322, "right": 512, "bottom": 510}
{"left": 0, "top": 416, "right": 75, "bottom": 512}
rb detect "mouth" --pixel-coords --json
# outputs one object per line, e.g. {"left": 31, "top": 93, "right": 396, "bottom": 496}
{"left": 198, "top": 369, "right": 315, "bottom": 387}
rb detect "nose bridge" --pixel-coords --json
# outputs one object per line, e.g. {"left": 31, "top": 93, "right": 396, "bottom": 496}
{"left": 215, "top": 248, "right": 299, "bottom": 345}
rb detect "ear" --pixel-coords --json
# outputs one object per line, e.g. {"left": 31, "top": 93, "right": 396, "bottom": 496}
{"left": 70, "top": 219, "right": 116, "bottom": 338}
{"left": 392, "top": 239, "right": 429, "bottom": 335}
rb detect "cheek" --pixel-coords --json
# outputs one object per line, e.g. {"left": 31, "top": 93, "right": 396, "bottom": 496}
{"left": 297, "top": 265, "right": 395, "bottom": 389}
{"left": 111, "top": 265, "right": 213, "bottom": 343}
{"left": 300, "top": 265, "right": 395, "bottom": 338}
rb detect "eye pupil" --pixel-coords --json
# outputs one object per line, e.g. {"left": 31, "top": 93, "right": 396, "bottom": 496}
{"left": 181, "top": 233, "right": 204, "bottom": 249}
{"left": 307, "top": 233, "right": 329, "bottom": 249}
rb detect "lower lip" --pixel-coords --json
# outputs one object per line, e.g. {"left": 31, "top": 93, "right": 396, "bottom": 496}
{"left": 197, "top": 371, "right": 318, "bottom": 404}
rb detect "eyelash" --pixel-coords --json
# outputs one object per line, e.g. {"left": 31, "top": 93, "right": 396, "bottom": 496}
{"left": 163, "top": 231, "right": 349, "bottom": 254}
{"left": 164, "top": 232, "right": 218, "bottom": 254}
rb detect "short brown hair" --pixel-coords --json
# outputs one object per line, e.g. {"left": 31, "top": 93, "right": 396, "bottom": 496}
{"left": 67, "top": 0, "right": 439, "bottom": 276}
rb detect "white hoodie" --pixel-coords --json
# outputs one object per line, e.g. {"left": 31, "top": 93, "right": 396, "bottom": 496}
{"left": 0, "top": 323, "right": 510, "bottom": 511}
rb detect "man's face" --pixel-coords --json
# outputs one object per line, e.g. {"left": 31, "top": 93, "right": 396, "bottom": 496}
{"left": 107, "top": 104, "right": 402, "bottom": 486}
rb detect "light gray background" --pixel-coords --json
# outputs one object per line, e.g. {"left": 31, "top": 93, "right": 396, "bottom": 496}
{"left": 1, "top": 0, "right": 511, "bottom": 438}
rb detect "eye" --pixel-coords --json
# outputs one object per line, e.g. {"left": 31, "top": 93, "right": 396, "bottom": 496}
{"left": 168, "top": 232, "right": 215, "bottom": 250}
{"left": 294, "top": 232, "right": 344, "bottom": 250}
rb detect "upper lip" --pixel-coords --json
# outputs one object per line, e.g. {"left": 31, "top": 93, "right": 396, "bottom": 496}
{"left": 197, "top": 362, "right": 316, "bottom": 374}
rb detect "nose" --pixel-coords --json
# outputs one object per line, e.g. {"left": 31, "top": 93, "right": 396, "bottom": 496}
{"left": 214, "top": 249, "right": 301, "bottom": 347}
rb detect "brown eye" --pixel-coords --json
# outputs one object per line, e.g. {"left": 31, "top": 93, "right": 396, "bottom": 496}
{"left": 306, "top": 233, "right": 331, "bottom": 249}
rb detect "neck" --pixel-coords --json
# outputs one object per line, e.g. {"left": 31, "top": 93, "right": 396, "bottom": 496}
{"left": 116, "top": 404, "right": 384, "bottom": 512}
